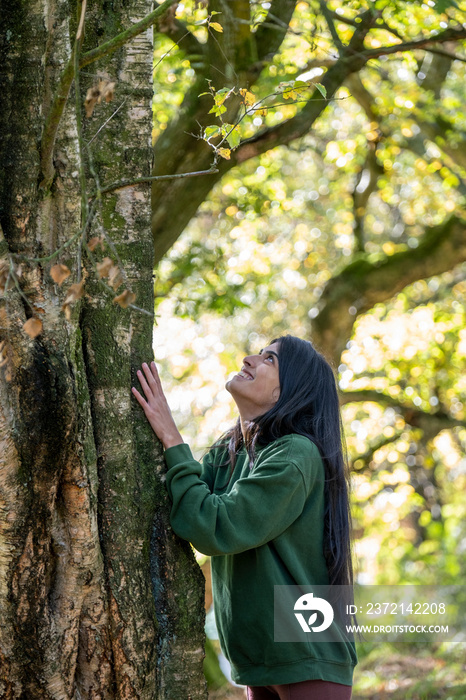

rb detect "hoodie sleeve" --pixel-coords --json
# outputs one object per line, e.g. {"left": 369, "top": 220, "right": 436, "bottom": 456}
{"left": 163, "top": 438, "right": 321, "bottom": 556}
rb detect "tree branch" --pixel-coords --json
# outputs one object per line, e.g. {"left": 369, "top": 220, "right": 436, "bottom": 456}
{"left": 352, "top": 141, "right": 384, "bottom": 252}
{"left": 340, "top": 389, "right": 466, "bottom": 435}
{"left": 328, "top": 10, "right": 357, "bottom": 28}
{"left": 233, "top": 19, "right": 466, "bottom": 165}
{"left": 345, "top": 65, "right": 466, "bottom": 197}
{"left": 40, "top": 0, "right": 178, "bottom": 189}
{"left": 320, "top": 0, "right": 345, "bottom": 55}
{"left": 423, "top": 46, "right": 466, "bottom": 64}
{"left": 351, "top": 432, "right": 404, "bottom": 472}
{"left": 230, "top": 9, "right": 379, "bottom": 164}
{"left": 149, "top": 8, "right": 379, "bottom": 263}
{"left": 345, "top": 73, "right": 378, "bottom": 122}
{"left": 329, "top": 10, "right": 404, "bottom": 42}
{"left": 150, "top": 9, "right": 466, "bottom": 265}
{"left": 311, "top": 215, "right": 466, "bottom": 363}
{"left": 360, "top": 25, "right": 466, "bottom": 61}
{"left": 79, "top": 0, "right": 178, "bottom": 67}
{"left": 254, "top": 0, "right": 297, "bottom": 66}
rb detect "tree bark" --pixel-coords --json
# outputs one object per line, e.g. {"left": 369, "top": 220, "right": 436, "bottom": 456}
{"left": 0, "top": 1, "right": 205, "bottom": 698}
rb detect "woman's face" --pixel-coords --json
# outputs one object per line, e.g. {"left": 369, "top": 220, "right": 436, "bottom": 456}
{"left": 226, "top": 342, "right": 281, "bottom": 420}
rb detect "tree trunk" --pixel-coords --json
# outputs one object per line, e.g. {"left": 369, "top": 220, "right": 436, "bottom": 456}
{"left": 0, "top": 1, "right": 205, "bottom": 698}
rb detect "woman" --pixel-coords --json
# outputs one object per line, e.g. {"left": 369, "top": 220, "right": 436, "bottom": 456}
{"left": 132, "top": 335, "right": 357, "bottom": 700}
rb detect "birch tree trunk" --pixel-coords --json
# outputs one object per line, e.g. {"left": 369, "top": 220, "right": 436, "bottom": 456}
{"left": 0, "top": 1, "right": 205, "bottom": 698}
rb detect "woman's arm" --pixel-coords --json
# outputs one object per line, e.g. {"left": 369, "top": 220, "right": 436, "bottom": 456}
{"left": 131, "top": 361, "right": 184, "bottom": 449}
{"left": 163, "top": 438, "right": 321, "bottom": 556}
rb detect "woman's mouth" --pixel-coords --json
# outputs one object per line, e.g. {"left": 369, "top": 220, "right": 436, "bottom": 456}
{"left": 237, "top": 370, "right": 253, "bottom": 380}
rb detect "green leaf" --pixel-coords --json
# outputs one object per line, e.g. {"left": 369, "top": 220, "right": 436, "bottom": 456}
{"left": 208, "top": 104, "right": 227, "bottom": 116}
{"left": 222, "top": 125, "right": 241, "bottom": 149}
{"left": 314, "top": 83, "right": 327, "bottom": 98}
{"left": 215, "top": 88, "right": 231, "bottom": 102}
{"left": 204, "top": 125, "right": 221, "bottom": 139}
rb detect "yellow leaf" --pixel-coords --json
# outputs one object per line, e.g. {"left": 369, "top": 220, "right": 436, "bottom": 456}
{"left": 218, "top": 148, "right": 231, "bottom": 160}
{"left": 113, "top": 290, "right": 136, "bottom": 308}
{"left": 50, "top": 264, "right": 71, "bottom": 286}
{"left": 240, "top": 88, "right": 255, "bottom": 107}
{"left": 209, "top": 21, "right": 223, "bottom": 32}
{"left": 23, "top": 317, "right": 43, "bottom": 339}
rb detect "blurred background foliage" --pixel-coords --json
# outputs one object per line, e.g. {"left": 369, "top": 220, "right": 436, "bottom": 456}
{"left": 150, "top": 0, "right": 466, "bottom": 695}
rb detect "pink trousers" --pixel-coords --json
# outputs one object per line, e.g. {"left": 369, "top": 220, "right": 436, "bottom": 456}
{"left": 246, "top": 680, "right": 352, "bottom": 700}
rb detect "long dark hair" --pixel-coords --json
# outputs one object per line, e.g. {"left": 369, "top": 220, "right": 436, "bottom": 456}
{"left": 217, "top": 335, "right": 354, "bottom": 587}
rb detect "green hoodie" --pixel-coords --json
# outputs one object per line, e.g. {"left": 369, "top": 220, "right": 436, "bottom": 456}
{"left": 164, "top": 433, "right": 357, "bottom": 687}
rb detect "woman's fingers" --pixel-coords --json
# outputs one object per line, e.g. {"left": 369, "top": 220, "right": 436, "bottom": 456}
{"left": 132, "top": 362, "right": 183, "bottom": 448}
{"left": 150, "top": 361, "right": 163, "bottom": 390}
{"left": 131, "top": 386, "right": 147, "bottom": 410}
{"left": 141, "top": 362, "right": 165, "bottom": 398}
{"left": 134, "top": 362, "right": 167, "bottom": 407}
{"left": 136, "top": 367, "right": 153, "bottom": 401}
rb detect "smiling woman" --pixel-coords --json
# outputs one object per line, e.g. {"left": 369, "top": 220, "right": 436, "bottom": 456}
{"left": 132, "top": 335, "right": 357, "bottom": 700}
{"left": 226, "top": 344, "right": 281, "bottom": 426}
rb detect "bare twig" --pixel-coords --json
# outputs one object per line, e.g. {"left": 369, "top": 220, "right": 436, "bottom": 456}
{"left": 74, "top": 1, "right": 88, "bottom": 283}
{"left": 207, "top": 24, "right": 239, "bottom": 83}
{"left": 0, "top": 258, "right": 33, "bottom": 310}
{"left": 87, "top": 101, "right": 127, "bottom": 146}
{"left": 76, "top": 0, "right": 87, "bottom": 40}
{"left": 94, "top": 166, "right": 220, "bottom": 197}
{"left": 128, "top": 304, "right": 153, "bottom": 316}
{"left": 320, "top": 0, "right": 345, "bottom": 54}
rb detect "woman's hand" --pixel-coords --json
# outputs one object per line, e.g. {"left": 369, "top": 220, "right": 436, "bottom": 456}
{"left": 131, "top": 362, "right": 184, "bottom": 450}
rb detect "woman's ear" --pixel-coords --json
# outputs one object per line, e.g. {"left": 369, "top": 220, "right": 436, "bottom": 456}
{"left": 272, "top": 387, "right": 280, "bottom": 402}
